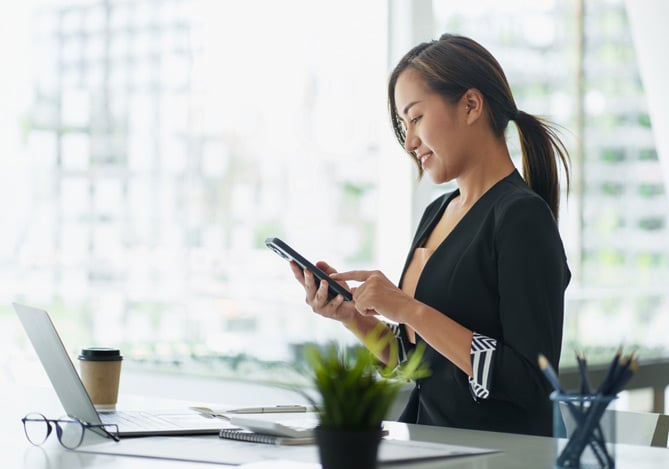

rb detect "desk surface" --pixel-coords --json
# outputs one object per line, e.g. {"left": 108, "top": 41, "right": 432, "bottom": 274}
{"left": 2, "top": 384, "right": 668, "bottom": 469}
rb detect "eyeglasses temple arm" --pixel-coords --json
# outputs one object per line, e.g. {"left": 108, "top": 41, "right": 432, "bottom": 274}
{"left": 98, "top": 424, "right": 120, "bottom": 442}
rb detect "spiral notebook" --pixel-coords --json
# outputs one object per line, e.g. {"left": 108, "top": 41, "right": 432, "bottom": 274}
{"left": 220, "top": 415, "right": 390, "bottom": 446}
{"left": 218, "top": 428, "right": 315, "bottom": 446}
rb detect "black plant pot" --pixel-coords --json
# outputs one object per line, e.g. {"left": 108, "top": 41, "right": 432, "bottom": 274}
{"left": 315, "top": 426, "right": 384, "bottom": 469}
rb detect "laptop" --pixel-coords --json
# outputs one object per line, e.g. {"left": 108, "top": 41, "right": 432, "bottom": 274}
{"left": 13, "top": 302, "right": 230, "bottom": 437}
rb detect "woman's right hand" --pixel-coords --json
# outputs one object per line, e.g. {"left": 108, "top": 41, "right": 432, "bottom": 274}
{"left": 289, "top": 260, "right": 358, "bottom": 324}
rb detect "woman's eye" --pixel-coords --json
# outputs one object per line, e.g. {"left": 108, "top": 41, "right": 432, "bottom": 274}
{"left": 410, "top": 116, "right": 421, "bottom": 125}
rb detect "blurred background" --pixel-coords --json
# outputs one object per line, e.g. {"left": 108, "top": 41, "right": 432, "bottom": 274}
{"left": 2, "top": 0, "right": 668, "bottom": 412}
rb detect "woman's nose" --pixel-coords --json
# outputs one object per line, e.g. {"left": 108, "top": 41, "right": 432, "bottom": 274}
{"left": 404, "top": 130, "right": 419, "bottom": 154}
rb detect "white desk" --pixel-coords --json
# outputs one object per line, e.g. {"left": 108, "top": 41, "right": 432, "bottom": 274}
{"left": 3, "top": 384, "right": 668, "bottom": 468}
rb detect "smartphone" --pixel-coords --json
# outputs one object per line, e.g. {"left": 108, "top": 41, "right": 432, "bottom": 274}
{"left": 265, "top": 237, "right": 353, "bottom": 301}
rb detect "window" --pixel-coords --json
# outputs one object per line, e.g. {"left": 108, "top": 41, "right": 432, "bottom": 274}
{"left": 4, "top": 0, "right": 668, "bottom": 389}
{"left": 433, "top": 0, "right": 669, "bottom": 359}
{"left": 3, "top": 0, "right": 404, "bottom": 383}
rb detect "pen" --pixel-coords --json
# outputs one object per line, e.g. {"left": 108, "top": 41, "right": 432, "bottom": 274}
{"left": 190, "top": 405, "right": 312, "bottom": 417}
{"left": 227, "top": 405, "right": 310, "bottom": 414}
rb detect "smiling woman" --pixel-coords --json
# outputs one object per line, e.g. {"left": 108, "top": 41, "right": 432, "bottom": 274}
{"left": 291, "top": 34, "right": 572, "bottom": 437}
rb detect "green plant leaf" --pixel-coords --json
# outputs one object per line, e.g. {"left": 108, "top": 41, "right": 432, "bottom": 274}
{"left": 304, "top": 327, "right": 430, "bottom": 430}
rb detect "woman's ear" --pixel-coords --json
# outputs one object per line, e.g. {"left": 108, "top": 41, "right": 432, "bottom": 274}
{"left": 462, "top": 88, "right": 484, "bottom": 125}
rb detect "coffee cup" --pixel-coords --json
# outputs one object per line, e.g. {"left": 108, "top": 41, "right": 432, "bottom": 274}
{"left": 78, "top": 347, "right": 123, "bottom": 412}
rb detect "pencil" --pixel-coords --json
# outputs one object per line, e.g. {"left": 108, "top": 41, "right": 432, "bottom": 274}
{"left": 538, "top": 354, "right": 562, "bottom": 392}
{"left": 575, "top": 351, "right": 592, "bottom": 395}
{"left": 543, "top": 354, "right": 608, "bottom": 467}
{"left": 610, "top": 356, "right": 638, "bottom": 395}
{"left": 597, "top": 346, "right": 622, "bottom": 395}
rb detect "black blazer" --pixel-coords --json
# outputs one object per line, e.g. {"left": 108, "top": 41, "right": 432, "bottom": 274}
{"left": 396, "top": 170, "right": 570, "bottom": 436}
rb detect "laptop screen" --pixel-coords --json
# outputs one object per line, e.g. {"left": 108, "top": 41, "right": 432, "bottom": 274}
{"left": 14, "top": 303, "right": 102, "bottom": 424}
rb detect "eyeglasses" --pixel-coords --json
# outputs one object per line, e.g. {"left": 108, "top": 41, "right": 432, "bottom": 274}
{"left": 21, "top": 412, "right": 120, "bottom": 450}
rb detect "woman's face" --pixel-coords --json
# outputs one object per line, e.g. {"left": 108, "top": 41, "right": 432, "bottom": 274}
{"left": 394, "top": 69, "right": 470, "bottom": 184}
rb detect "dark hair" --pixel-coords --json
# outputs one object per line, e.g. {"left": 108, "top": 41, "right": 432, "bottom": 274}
{"left": 387, "top": 34, "right": 570, "bottom": 220}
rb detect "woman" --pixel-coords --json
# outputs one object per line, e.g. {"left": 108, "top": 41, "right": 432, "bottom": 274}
{"left": 290, "top": 34, "right": 571, "bottom": 436}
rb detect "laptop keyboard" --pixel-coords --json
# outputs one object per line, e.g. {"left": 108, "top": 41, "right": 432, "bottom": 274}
{"left": 100, "top": 411, "right": 180, "bottom": 430}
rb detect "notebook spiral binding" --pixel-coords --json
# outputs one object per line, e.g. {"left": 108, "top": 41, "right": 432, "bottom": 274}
{"left": 219, "top": 429, "right": 279, "bottom": 444}
{"left": 218, "top": 428, "right": 314, "bottom": 446}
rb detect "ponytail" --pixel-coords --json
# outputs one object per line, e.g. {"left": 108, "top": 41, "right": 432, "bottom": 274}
{"left": 514, "top": 111, "right": 570, "bottom": 221}
{"left": 387, "top": 34, "right": 571, "bottom": 220}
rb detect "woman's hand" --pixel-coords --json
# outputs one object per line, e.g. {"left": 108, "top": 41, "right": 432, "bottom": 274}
{"left": 330, "top": 270, "right": 414, "bottom": 323}
{"left": 289, "top": 260, "right": 358, "bottom": 324}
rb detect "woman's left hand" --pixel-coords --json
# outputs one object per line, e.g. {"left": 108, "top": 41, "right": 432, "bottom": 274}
{"left": 330, "top": 270, "right": 414, "bottom": 323}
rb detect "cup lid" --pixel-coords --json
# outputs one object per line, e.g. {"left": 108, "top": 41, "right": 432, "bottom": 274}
{"left": 78, "top": 347, "right": 123, "bottom": 361}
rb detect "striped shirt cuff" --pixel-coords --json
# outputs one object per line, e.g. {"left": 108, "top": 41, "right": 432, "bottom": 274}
{"left": 387, "top": 323, "right": 409, "bottom": 364}
{"left": 468, "top": 332, "right": 497, "bottom": 400}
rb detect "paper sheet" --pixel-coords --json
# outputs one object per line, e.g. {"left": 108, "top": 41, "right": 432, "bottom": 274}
{"left": 77, "top": 435, "right": 499, "bottom": 466}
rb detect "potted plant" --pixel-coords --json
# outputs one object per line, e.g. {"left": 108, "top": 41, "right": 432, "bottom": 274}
{"left": 303, "top": 324, "right": 429, "bottom": 469}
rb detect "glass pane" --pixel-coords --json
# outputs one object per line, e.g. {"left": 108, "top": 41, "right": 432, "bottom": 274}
{"left": 6, "top": 0, "right": 393, "bottom": 385}
{"left": 56, "top": 420, "right": 85, "bottom": 449}
{"left": 23, "top": 413, "right": 49, "bottom": 446}
{"left": 433, "top": 0, "right": 668, "bottom": 363}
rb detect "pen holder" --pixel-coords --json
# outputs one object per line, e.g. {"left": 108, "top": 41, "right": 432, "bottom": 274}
{"left": 551, "top": 391, "right": 617, "bottom": 468}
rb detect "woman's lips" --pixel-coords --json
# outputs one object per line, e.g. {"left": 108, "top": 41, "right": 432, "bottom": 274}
{"left": 418, "top": 152, "right": 432, "bottom": 169}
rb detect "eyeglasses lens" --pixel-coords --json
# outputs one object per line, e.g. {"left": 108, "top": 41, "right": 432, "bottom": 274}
{"left": 55, "top": 419, "right": 85, "bottom": 449}
{"left": 23, "top": 413, "right": 50, "bottom": 446}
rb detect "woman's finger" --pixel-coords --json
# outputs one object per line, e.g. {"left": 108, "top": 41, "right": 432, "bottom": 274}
{"left": 289, "top": 261, "right": 306, "bottom": 285}
{"left": 330, "top": 270, "right": 373, "bottom": 282}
